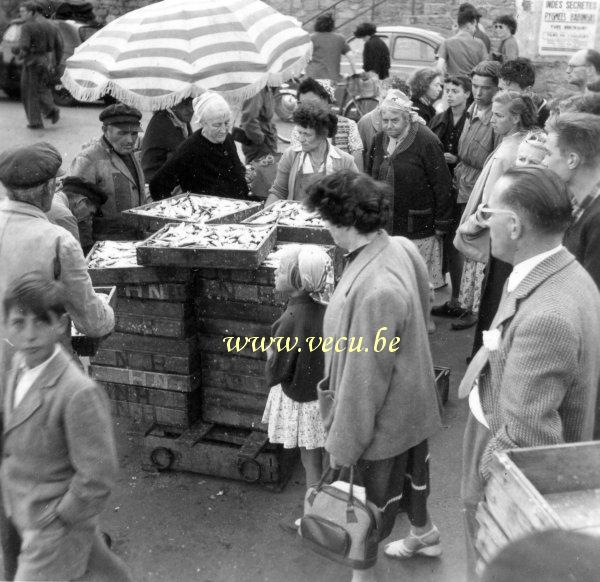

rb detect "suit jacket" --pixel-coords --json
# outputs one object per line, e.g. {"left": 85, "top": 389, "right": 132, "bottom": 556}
{"left": 472, "top": 248, "right": 600, "bottom": 476}
{"left": 318, "top": 231, "right": 441, "bottom": 465}
{"left": 1, "top": 347, "right": 118, "bottom": 533}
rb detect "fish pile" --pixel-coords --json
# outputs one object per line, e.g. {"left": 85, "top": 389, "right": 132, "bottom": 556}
{"left": 132, "top": 194, "right": 259, "bottom": 223}
{"left": 87, "top": 241, "right": 139, "bottom": 269}
{"left": 246, "top": 201, "right": 324, "bottom": 227}
{"left": 146, "top": 223, "right": 272, "bottom": 249}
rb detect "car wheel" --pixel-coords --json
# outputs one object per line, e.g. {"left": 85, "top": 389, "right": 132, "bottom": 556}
{"left": 52, "top": 84, "right": 77, "bottom": 107}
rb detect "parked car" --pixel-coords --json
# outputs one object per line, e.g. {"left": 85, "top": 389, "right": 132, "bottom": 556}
{"left": 342, "top": 26, "right": 444, "bottom": 80}
{"left": 0, "top": 17, "right": 98, "bottom": 105}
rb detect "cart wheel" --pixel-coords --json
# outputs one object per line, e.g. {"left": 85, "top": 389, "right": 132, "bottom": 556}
{"left": 237, "top": 458, "right": 262, "bottom": 483}
{"left": 150, "top": 447, "right": 175, "bottom": 471}
{"left": 343, "top": 97, "right": 379, "bottom": 122}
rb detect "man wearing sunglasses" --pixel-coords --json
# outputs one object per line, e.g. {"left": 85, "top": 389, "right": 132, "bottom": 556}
{"left": 458, "top": 166, "right": 600, "bottom": 580}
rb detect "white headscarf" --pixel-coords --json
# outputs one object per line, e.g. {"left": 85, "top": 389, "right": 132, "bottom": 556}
{"left": 192, "top": 91, "right": 230, "bottom": 126}
{"left": 380, "top": 91, "right": 425, "bottom": 125}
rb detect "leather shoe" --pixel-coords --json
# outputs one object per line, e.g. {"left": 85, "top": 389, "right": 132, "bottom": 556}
{"left": 49, "top": 108, "right": 60, "bottom": 124}
{"left": 431, "top": 301, "right": 466, "bottom": 318}
{"left": 451, "top": 312, "right": 478, "bottom": 330}
{"left": 27, "top": 123, "right": 44, "bottom": 129}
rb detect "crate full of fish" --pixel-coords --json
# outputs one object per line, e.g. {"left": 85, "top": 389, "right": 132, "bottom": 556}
{"left": 136, "top": 223, "right": 277, "bottom": 270}
{"left": 121, "top": 193, "right": 262, "bottom": 232}
{"left": 86, "top": 240, "right": 191, "bottom": 286}
{"left": 243, "top": 200, "right": 333, "bottom": 244}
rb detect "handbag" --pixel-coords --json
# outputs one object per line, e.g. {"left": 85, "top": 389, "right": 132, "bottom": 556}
{"left": 300, "top": 467, "right": 382, "bottom": 570}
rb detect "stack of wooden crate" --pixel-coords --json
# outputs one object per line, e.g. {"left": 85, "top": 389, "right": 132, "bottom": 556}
{"left": 85, "top": 243, "right": 201, "bottom": 429}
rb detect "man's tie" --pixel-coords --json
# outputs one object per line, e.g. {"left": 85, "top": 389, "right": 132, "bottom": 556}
{"left": 457, "top": 284, "right": 512, "bottom": 399}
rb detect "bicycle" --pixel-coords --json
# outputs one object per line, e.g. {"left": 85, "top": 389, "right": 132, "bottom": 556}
{"left": 335, "top": 73, "right": 380, "bottom": 123}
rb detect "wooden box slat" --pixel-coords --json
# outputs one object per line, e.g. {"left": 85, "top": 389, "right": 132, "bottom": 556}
{"left": 201, "top": 353, "right": 265, "bottom": 377}
{"left": 90, "top": 348, "right": 199, "bottom": 375}
{"left": 195, "top": 298, "right": 283, "bottom": 324}
{"left": 90, "top": 365, "right": 200, "bottom": 392}
{"left": 115, "top": 313, "right": 195, "bottom": 338}
{"left": 118, "top": 282, "right": 194, "bottom": 302}
{"left": 196, "top": 279, "right": 285, "bottom": 306}
{"left": 100, "top": 332, "right": 199, "bottom": 358}
{"left": 116, "top": 297, "right": 193, "bottom": 319}
{"left": 136, "top": 224, "right": 276, "bottom": 270}
{"left": 197, "top": 334, "right": 266, "bottom": 361}
{"left": 201, "top": 385, "right": 266, "bottom": 432}
{"left": 109, "top": 398, "right": 200, "bottom": 429}
{"left": 201, "top": 369, "right": 268, "bottom": 396}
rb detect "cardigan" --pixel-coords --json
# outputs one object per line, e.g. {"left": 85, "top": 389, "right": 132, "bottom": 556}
{"left": 149, "top": 132, "right": 249, "bottom": 200}
{"left": 429, "top": 107, "right": 469, "bottom": 177}
{"left": 264, "top": 292, "right": 326, "bottom": 403}
{"left": 564, "top": 195, "right": 600, "bottom": 290}
{"left": 411, "top": 98, "right": 436, "bottom": 125}
{"left": 368, "top": 123, "right": 453, "bottom": 238}
{"left": 318, "top": 231, "right": 441, "bottom": 465}
{"left": 477, "top": 249, "right": 600, "bottom": 475}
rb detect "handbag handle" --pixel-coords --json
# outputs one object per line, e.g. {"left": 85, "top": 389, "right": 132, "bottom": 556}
{"left": 308, "top": 465, "right": 359, "bottom": 524}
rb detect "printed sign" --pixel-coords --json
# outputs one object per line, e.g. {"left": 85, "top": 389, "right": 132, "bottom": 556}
{"left": 538, "top": 0, "right": 600, "bottom": 55}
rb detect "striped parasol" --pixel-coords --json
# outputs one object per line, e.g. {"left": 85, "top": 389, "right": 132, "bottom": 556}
{"left": 61, "top": 0, "right": 311, "bottom": 110}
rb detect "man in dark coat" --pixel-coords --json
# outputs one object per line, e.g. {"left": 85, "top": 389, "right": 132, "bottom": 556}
{"left": 354, "top": 22, "right": 390, "bottom": 80}
{"left": 17, "top": 0, "right": 62, "bottom": 128}
{"left": 235, "top": 87, "right": 278, "bottom": 163}
{"left": 141, "top": 98, "right": 193, "bottom": 183}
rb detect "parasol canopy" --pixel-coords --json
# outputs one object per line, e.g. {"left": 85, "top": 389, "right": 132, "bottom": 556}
{"left": 61, "top": 0, "right": 311, "bottom": 110}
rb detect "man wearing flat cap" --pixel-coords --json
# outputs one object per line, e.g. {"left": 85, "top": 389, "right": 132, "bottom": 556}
{"left": 0, "top": 142, "right": 115, "bottom": 580}
{"left": 68, "top": 103, "right": 146, "bottom": 244}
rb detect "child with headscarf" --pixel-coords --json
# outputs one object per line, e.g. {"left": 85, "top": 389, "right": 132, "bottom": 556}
{"left": 263, "top": 244, "right": 333, "bottom": 527}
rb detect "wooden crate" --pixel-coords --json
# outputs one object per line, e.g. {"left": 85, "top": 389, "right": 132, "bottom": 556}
{"left": 197, "top": 334, "right": 267, "bottom": 361}
{"left": 90, "top": 347, "right": 199, "bottom": 375}
{"left": 116, "top": 297, "right": 193, "bottom": 320}
{"left": 195, "top": 278, "right": 285, "bottom": 306}
{"left": 86, "top": 241, "right": 191, "bottom": 286}
{"left": 109, "top": 395, "right": 201, "bottom": 429}
{"left": 100, "top": 332, "right": 199, "bottom": 358}
{"left": 201, "top": 353, "right": 265, "bottom": 377}
{"left": 195, "top": 298, "right": 283, "bottom": 324}
{"left": 478, "top": 442, "right": 600, "bottom": 568}
{"left": 136, "top": 224, "right": 276, "bottom": 270}
{"left": 118, "top": 281, "right": 195, "bottom": 302}
{"left": 137, "top": 422, "right": 297, "bottom": 489}
{"left": 115, "top": 313, "right": 195, "bottom": 339}
{"left": 201, "top": 385, "right": 266, "bottom": 431}
{"left": 121, "top": 193, "right": 262, "bottom": 232}
{"left": 90, "top": 365, "right": 201, "bottom": 392}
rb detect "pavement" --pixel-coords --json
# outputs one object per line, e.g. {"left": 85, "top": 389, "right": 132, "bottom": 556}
{"left": 0, "top": 94, "right": 475, "bottom": 582}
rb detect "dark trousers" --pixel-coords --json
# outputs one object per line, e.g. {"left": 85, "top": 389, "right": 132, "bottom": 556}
{"left": 21, "top": 61, "right": 56, "bottom": 127}
{"left": 471, "top": 256, "right": 512, "bottom": 355}
{"left": 0, "top": 505, "right": 20, "bottom": 581}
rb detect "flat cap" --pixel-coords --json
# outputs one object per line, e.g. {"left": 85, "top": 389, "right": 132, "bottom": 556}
{"left": 0, "top": 142, "right": 62, "bottom": 188}
{"left": 99, "top": 103, "right": 142, "bottom": 129}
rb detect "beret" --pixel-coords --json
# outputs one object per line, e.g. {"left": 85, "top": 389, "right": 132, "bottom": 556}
{"left": 0, "top": 142, "right": 62, "bottom": 188}
{"left": 61, "top": 176, "right": 108, "bottom": 206}
{"left": 99, "top": 103, "right": 143, "bottom": 129}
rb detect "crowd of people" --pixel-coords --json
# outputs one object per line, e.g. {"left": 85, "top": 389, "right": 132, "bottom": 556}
{"left": 2, "top": 1, "right": 600, "bottom": 581}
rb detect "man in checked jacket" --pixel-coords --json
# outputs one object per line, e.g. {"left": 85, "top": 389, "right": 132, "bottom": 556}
{"left": 458, "top": 166, "right": 600, "bottom": 581}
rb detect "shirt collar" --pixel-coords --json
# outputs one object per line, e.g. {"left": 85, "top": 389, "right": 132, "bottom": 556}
{"left": 468, "top": 103, "right": 492, "bottom": 125}
{"left": 571, "top": 181, "right": 600, "bottom": 222}
{"left": 507, "top": 245, "right": 563, "bottom": 293}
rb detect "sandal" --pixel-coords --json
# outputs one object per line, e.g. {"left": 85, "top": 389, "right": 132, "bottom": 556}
{"left": 384, "top": 525, "right": 442, "bottom": 559}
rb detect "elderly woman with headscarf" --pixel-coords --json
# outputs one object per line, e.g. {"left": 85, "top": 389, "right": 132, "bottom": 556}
{"left": 367, "top": 92, "right": 453, "bottom": 289}
{"left": 149, "top": 91, "right": 249, "bottom": 200}
{"left": 265, "top": 103, "right": 357, "bottom": 206}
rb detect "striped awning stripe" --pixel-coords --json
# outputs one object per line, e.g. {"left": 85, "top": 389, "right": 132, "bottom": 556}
{"left": 62, "top": 0, "right": 310, "bottom": 110}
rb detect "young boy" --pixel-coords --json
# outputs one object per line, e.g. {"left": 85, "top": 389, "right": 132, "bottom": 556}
{"left": 1, "top": 273, "right": 131, "bottom": 581}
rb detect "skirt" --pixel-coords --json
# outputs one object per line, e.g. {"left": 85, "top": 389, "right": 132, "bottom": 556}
{"left": 332, "top": 440, "right": 431, "bottom": 541}
{"left": 261, "top": 384, "right": 327, "bottom": 450}
{"left": 458, "top": 258, "right": 487, "bottom": 313}
{"left": 412, "top": 236, "right": 445, "bottom": 289}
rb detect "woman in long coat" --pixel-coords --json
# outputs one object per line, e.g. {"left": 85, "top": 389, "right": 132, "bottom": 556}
{"left": 305, "top": 170, "right": 442, "bottom": 582}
